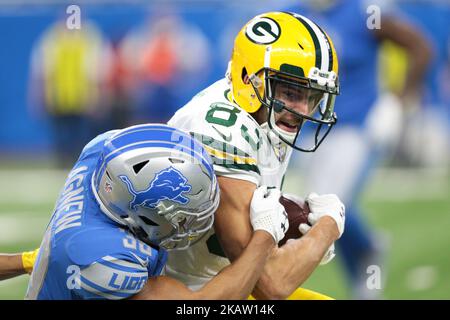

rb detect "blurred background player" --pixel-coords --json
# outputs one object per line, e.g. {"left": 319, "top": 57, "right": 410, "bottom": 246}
{"left": 381, "top": 0, "right": 449, "bottom": 168}
{"left": 29, "top": 19, "right": 113, "bottom": 168}
{"left": 118, "top": 12, "right": 211, "bottom": 125}
{"left": 283, "top": 0, "right": 432, "bottom": 299}
{"left": 9, "top": 123, "right": 288, "bottom": 299}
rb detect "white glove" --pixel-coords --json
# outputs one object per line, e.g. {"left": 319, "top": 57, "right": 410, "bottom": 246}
{"left": 299, "top": 223, "right": 312, "bottom": 236}
{"left": 304, "top": 193, "right": 345, "bottom": 239}
{"left": 250, "top": 186, "right": 288, "bottom": 244}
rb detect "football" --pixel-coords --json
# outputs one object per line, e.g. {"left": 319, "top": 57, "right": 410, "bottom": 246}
{"left": 278, "top": 193, "right": 311, "bottom": 246}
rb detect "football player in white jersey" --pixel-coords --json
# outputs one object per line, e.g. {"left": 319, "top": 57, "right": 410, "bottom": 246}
{"left": 166, "top": 12, "right": 345, "bottom": 299}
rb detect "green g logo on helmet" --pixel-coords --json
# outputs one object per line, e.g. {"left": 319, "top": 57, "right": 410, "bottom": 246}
{"left": 245, "top": 17, "right": 281, "bottom": 45}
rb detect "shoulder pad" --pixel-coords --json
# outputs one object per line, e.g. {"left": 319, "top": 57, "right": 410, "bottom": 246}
{"left": 78, "top": 130, "right": 118, "bottom": 160}
{"left": 65, "top": 227, "right": 161, "bottom": 299}
{"left": 195, "top": 103, "right": 263, "bottom": 183}
{"left": 66, "top": 227, "right": 158, "bottom": 268}
{"left": 169, "top": 80, "right": 263, "bottom": 184}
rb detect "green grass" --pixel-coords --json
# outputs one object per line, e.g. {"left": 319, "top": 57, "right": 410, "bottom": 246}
{"left": 367, "top": 199, "right": 450, "bottom": 299}
{"left": 301, "top": 197, "right": 450, "bottom": 299}
{"left": 284, "top": 167, "right": 450, "bottom": 300}
{"left": 0, "top": 166, "right": 448, "bottom": 299}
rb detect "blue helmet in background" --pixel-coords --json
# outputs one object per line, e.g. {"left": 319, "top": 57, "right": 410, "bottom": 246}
{"left": 92, "top": 124, "right": 219, "bottom": 250}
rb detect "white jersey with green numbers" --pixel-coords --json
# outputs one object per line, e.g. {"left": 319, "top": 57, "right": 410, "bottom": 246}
{"left": 166, "top": 78, "right": 292, "bottom": 289}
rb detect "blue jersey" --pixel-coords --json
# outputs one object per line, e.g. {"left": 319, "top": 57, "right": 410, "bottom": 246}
{"left": 26, "top": 131, "right": 167, "bottom": 300}
{"left": 285, "top": 0, "right": 397, "bottom": 125}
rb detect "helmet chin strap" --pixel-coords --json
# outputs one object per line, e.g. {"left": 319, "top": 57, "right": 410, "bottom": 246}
{"left": 261, "top": 122, "right": 292, "bottom": 163}
{"left": 261, "top": 116, "right": 296, "bottom": 150}
{"left": 268, "top": 107, "right": 297, "bottom": 143}
{"left": 225, "top": 60, "right": 232, "bottom": 85}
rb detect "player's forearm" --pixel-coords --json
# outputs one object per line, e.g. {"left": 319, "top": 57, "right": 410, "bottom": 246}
{"left": 253, "top": 217, "right": 338, "bottom": 299}
{"left": 402, "top": 47, "right": 432, "bottom": 99}
{"left": 0, "top": 254, "right": 27, "bottom": 281}
{"left": 195, "top": 231, "right": 275, "bottom": 300}
{"left": 400, "top": 34, "right": 432, "bottom": 100}
{"left": 132, "top": 231, "right": 274, "bottom": 300}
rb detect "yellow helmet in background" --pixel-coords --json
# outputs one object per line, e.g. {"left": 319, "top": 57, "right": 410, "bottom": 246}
{"left": 228, "top": 11, "right": 340, "bottom": 152}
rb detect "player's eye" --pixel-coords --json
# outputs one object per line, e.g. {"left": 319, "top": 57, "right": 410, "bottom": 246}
{"left": 281, "top": 88, "right": 303, "bottom": 101}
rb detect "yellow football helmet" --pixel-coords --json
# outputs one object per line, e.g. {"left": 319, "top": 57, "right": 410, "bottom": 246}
{"left": 228, "top": 11, "right": 340, "bottom": 152}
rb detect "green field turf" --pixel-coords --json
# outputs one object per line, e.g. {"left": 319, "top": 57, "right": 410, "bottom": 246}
{"left": 0, "top": 166, "right": 448, "bottom": 300}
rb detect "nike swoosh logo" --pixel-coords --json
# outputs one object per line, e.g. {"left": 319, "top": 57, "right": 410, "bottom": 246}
{"left": 130, "top": 252, "right": 149, "bottom": 268}
{"left": 212, "top": 126, "right": 232, "bottom": 142}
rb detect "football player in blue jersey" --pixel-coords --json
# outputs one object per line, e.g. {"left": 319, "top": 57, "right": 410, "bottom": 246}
{"left": 1, "top": 123, "right": 288, "bottom": 299}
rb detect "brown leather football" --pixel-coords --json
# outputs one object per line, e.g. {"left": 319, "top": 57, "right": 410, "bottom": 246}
{"left": 278, "top": 193, "right": 311, "bottom": 246}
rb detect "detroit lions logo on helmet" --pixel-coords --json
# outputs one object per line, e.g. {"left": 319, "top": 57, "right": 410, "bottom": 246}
{"left": 119, "top": 167, "right": 192, "bottom": 211}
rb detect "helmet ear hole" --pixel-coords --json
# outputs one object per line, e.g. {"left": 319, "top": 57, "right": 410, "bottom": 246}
{"left": 133, "top": 160, "right": 149, "bottom": 174}
{"left": 139, "top": 215, "right": 159, "bottom": 226}
{"left": 241, "top": 67, "right": 250, "bottom": 84}
{"left": 168, "top": 158, "right": 185, "bottom": 164}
